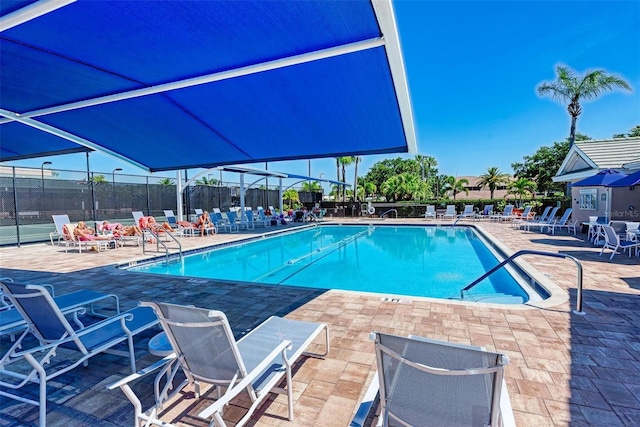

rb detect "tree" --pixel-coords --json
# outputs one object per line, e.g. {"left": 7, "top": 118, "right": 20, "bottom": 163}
{"left": 301, "top": 181, "right": 322, "bottom": 192}
{"left": 335, "top": 156, "right": 354, "bottom": 201}
{"left": 442, "top": 176, "right": 469, "bottom": 200}
{"left": 507, "top": 178, "right": 537, "bottom": 203}
{"left": 91, "top": 174, "right": 108, "bottom": 183}
{"left": 353, "top": 156, "right": 360, "bottom": 202}
{"left": 158, "top": 178, "right": 175, "bottom": 187}
{"left": 537, "top": 65, "right": 631, "bottom": 146}
{"left": 283, "top": 189, "right": 299, "bottom": 209}
{"left": 614, "top": 125, "right": 640, "bottom": 138}
{"left": 477, "top": 167, "right": 511, "bottom": 199}
{"left": 511, "top": 134, "right": 589, "bottom": 194}
{"left": 195, "top": 176, "right": 218, "bottom": 186}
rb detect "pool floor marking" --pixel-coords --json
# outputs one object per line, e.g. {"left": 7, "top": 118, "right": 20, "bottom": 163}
{"left": 381, "top": 297, "right": 412, "bottom": 304}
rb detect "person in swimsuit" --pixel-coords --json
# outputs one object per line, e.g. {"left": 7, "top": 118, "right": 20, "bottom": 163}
{"left": 197, "top": 211, "right": 213, "bottom": 236}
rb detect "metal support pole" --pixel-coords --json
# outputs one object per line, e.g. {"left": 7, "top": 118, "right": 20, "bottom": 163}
{"left": 176, "top": 170, "right": 183, "bottom": 221}
{"left": 146, "top": 176, "right": 151, "bottom": 216}
{"left": 12, "top": 167, "right": 20, "bottom": 247}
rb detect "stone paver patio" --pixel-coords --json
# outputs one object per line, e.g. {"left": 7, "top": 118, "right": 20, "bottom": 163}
{"left": 1, "top": 218, "right": 639, "bottom": 426}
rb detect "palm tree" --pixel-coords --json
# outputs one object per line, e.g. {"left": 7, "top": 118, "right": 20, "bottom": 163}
{"left": 507, "top": 178, "right": 537, "bottom": 203}
{"left": 336, "top": 156, "right": 354, "bottom": 201}
{"left": 195, "top": 176, "right": 218, "bottom": 186}
{"left": 282, "top": 189, "right": 299, "bottom": 209}
{"left": 301, "top": 181, "right": 322, "bottom": 192}
{"left": 477, "top": 167, "right": 511, "bottom": 199}
{"left": 443, "top": 176, "right": 469, "bottom": 200}
{"left": 537, "top": 65, "right": 631, "bottom": 146}
{"left": 158, "top": 178, "right": 175, "bottom": 187}
{"left": 353, "top": 156, "right": 360, "bottom": 202}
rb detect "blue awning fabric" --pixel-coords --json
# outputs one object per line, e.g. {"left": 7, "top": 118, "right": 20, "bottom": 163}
{"left": 0, "top": 0, "right": 416, "bottom": 171}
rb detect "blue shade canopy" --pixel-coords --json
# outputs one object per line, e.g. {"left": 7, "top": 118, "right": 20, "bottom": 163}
{"left": 606, "top": 170, "right": 640, "bottom": 187}
{"left": 571, "top": 169, "right": 628, "bottom": 187}
{"left": 0, "top": 0, "right": 416, "bottom": 172}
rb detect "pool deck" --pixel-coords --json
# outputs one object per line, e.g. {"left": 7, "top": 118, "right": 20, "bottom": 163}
{"left": 1, "top": 218, "right": 639, "bottom": 426}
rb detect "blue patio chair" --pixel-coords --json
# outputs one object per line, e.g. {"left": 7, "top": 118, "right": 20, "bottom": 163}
{"left": 0, "top": 282, "right": 159, "bottom": 427}
{"left": 545, "top": 208, "right": 576, "bottom": 235}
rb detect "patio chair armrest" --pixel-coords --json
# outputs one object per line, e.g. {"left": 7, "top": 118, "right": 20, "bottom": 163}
{"left": 198, "top": 339, "right": 292, "bottom": 419}
{"left": 107, "top": 354, "right": 177, "bottom": 390}
{"left": 11, "top": 311, "right": 134, "bottom": 358}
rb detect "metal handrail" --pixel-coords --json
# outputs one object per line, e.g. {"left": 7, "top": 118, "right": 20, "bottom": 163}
{"left": 379, "top": 209, "right": 397, "bottom": 219}
{"left": 460, "top": 249, "right": 585, "bottom": 315}
{"left": 142, "top": 228, "right": 182, "bottom": 263}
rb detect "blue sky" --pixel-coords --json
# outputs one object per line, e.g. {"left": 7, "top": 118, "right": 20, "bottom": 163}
{"left": 6, "top": 0, "right": 640, "bottom": 188}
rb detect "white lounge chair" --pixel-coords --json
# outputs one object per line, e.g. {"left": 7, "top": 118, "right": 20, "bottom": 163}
{"left": 475, "top": 205, "right": 493, "bottom": 220}
{"left": 373, "top": 331, "right": 509, "bottom": 427}
{"left": 600, "top": 225, "right": 640, "bottom": 259}
{"left": 442, "top": 205, "right": 456, "bottom": 219}
{"left": 109, "top": 302, "right": 329, "bottom": 427}
{"left": 490, "top": 204, "right": 515, "bottom": 221}
{"left": 61, "top": 223, "right": 115, "bottom": 252}
{"left": 49, "top": 214, "right": 70, "bottom": 245}
{"left": 533, "top": 206, "right": 552, "bottom": 222}
{"left": 523, "top": 206, "right": 560, "bottom": 232}
{"left": 510, "top": 206, "right": 534, "bottom": 228}
{"left": 227, "top": 210, "right": 251, "bottom": 230}
{"left": 545, "top": 208, "right": 576, "bottom": 235}
{"left": 163, "top": 209, "right": 196, "bottom": 237}
{"left": 458, "top": 205, "right": 475, "bottom": 219}
{"left": 0, "top": 282, "right": 159, "bottom": 427}
{"left": 257, "top": 207, "right": 273, "bottom": 226}
{"left": 423, "top": 205, "right": 436, "bottom": 219}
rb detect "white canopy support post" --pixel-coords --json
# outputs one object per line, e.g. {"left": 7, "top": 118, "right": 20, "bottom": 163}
{"left": 279, "top": 178, "right": 284, "bottom": 214}
{"left": 176, "top": 170, "right": 183, "bottom": 221}
{"left": 239, "top": 173, "right": 246, "bottom": 221}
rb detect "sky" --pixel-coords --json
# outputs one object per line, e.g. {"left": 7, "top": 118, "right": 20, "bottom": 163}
{"left": 5, "top": 0, "right": 640, "bottom": 189}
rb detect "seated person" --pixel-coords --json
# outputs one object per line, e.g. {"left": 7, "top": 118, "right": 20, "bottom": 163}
{"left": 102, "top": 220, "right": 142, "bottom": 237}
{"left": 73, "top": 221, "right": 111, "bottom": 241}
{"left": 197, "top": 211, "right": 214, "bottom": 236}
{"left": 177, "top": 219, "right": 197, "bottom": 228}
{"left": 139, "top": 216, "right": 175, "bottom": 233}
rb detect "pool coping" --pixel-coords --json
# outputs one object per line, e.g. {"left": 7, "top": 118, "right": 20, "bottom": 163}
{"left": 118, "top": 222, "right": 569, "bottom": 311}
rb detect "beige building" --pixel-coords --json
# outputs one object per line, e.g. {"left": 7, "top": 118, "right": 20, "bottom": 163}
{"left": 454, "top": 175, "right": 512, "bottom": 200}
{"left": 552, "top": 137, "right": 640, "bottom": 224}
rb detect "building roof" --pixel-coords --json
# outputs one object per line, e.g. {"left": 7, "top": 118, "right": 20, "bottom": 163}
{"left": 553, "top": 137, "right": 640, "bottom": 182}
{"left": 0, "top": 1, "right": 416, "bottom": 172}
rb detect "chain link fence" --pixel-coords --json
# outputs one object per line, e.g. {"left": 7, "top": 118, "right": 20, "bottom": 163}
{"left": 0, "top": 166, "right": 293, "bottom": 246}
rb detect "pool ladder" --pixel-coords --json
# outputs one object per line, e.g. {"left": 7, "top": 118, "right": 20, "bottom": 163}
{"left": 459, "top": 249, "right": 585, "bottom": 315}
{"left": 379, "top": 209, "right": 397, "bottom": 219}
{"left": 141, "top": 228, "right": 182, "bottom": 263}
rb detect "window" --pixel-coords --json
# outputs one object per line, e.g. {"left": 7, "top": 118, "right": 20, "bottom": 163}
{"left": 579, "top": 189, "right": 597, "bottom": 210}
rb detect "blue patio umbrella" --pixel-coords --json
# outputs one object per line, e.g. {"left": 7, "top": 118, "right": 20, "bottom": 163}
{"left": 606, "top": 170, "right": 640, "bottom": 187}
{"left": 571, "top": 169, "right": 628, "bottom": 187}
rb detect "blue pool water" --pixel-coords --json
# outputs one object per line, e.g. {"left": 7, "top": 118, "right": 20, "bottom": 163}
{"left": 127, "top": 225, "right": 530, "bottom": 303}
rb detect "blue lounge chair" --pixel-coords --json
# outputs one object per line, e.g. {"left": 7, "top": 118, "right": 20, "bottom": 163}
{"left": 0, "top": 282, "right": 158, "bottom": 427}
{"left": 545, "top": 208, "right": 576, "bottom": 235}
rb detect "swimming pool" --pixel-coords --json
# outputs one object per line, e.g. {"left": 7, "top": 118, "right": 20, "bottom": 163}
{"left": 126, "top": 225, "right": 537, "bottom": 304}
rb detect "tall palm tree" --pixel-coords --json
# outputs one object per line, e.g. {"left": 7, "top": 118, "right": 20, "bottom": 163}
{"left": 353, "top": 156, "right": 360, "bottom": 202}
{"left": 537, "top": 65, "right": 631, "bottom": 146}
{"left": 477, "top": 167, "right": 511, "bottom": 199}
{"left": 443, "top": 176, "right": 469, "bottom": 200}
{"left": 336, "top": 156, "right": 354, "bottom": 201}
